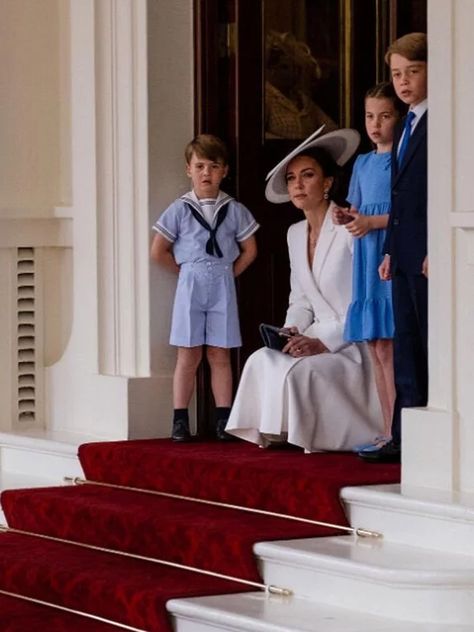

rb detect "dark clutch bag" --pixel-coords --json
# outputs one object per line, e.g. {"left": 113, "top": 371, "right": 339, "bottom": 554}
{"left": 259, "top": 323, "right": 291, "bottom": 352}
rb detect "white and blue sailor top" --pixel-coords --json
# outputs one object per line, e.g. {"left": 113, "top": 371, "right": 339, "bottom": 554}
{"left": 153, "top": 190, "right": 259, "bottom": 265}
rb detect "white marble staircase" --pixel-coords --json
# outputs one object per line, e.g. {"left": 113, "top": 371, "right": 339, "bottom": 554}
{"left": 168, "top": 484, "right": 474, "bottom": 631}
{"left": 2, "top": 434, "right": 474, "bottom": 631}
{"left": 0, "top": 430, "right": 86, "bottom": 522}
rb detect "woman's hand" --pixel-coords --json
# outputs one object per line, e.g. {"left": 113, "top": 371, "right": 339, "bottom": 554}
{"left": 283, "top": 334, "right": 328, "bottom": 357}
{"left": 279, "top": 326, "right": 299, "bottom": 337}
{"left": 344, "top": 210, "right": 371, "bottom": 238}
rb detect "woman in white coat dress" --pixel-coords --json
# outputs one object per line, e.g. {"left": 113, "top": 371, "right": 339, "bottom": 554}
{"left": 226, "top": 128, "right": 383, "bottom": 452}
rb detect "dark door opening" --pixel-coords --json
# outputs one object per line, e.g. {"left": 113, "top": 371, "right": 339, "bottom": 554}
{"left": 194, "top": 0, "right": 426, "bottom": 435}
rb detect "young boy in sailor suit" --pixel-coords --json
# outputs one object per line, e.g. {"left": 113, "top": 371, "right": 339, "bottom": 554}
{"left": 151, "top": 134, "right": 259, "bottom": 442}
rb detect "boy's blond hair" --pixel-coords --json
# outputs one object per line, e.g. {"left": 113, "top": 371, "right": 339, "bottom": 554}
{"left": 185, "top": 134, "right": 229, "bottom": 166}
{"left": 385, "top": 32, "right": 427, "bottom": 65}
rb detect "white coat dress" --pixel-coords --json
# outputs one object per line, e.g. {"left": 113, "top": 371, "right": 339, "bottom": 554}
{"left": 226, "top": 204, "right": 383, "bottom": 452}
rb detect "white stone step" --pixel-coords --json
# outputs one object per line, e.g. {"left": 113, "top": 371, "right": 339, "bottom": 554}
{"left": 168, "top": 592, "right": 474, "bottom": 632}
{"left": 0, "top": 430, "right": 87, "bottom": 481}
{"left": 341, "top": 483, "right": 474, "bottom": 556}
{"left": 254, "top": 535, "right": 474, "bottom": 624}
{"left": 0, "top": 430, "right": 89, "bottom": 523}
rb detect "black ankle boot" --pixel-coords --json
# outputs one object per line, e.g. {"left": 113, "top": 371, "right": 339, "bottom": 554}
{"left": 171, "top": 418, "right": 191, "bottom": 442}
{"left": 215, "top": 418, "right": 233, "bottom": 441}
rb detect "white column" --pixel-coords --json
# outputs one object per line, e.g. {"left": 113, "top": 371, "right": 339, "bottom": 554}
{"left": 95, "top": 0, "right": 150, "bottom": 377}
{"left": 451, "top": 0, "right": 474, "bottom": 493}
{"left": 47, "top": 0, "right": 151, "bottom": 439}
{"left": 45, "top": 0, "right": 124, "bottom": 439}
{"left": 402, "top": 0, "right": 474, "bottom": 496}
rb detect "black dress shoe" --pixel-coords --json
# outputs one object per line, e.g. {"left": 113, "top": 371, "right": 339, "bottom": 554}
{"left": 171, "top": 418, "right": 191, "bottom": 442}
{"left": 358, "top": 439, "right": 401, "bottom": 463}
{"left": 215, "top": 418, "right": 234, "bottom": 441}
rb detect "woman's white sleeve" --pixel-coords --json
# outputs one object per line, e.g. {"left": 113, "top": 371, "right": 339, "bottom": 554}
{"left": 284, "top": 266, "right": 314, "bottom": 332}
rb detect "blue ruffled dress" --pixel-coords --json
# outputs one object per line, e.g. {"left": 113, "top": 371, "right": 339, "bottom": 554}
{"left": 344, "top": 151, "right": 395, "bottom": 342}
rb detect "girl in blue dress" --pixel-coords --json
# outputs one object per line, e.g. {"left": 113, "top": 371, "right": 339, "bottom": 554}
{"left": 334, "top": 83, "right": 404, "bottom": 448}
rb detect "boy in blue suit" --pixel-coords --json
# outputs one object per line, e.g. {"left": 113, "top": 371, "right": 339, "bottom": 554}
{"left": 360, "top": 33, "right": 428, "bottom": 463}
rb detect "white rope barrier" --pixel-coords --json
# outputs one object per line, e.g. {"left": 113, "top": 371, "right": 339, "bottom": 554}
{"left": 64, "top": 476, "right": 382, "bottom": 539}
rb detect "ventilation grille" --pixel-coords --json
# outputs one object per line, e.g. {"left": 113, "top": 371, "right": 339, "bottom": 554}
{"left": 17, "top": 247, "right": 36, "bottom": 424}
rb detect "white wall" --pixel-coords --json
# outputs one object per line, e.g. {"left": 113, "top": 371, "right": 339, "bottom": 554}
{"left": 0, "top": 0, "right": 72, "bottom": 434}
{"left": 147, "top": 0, "right": 196, "bottom": 434}
{"left": 0, "top": 0, "right": 63, "bottom": 214}
{"left": 0, "top": 0, "right": 194, "bottom": 440}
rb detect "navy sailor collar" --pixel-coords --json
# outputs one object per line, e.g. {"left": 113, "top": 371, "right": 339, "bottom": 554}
{"left": 180, "top": 190, "right": 234, "bottom": 217}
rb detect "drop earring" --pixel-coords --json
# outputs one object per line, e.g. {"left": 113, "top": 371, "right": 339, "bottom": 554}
{"left": 323, "top": 190, "right": 329, "bottom": 200}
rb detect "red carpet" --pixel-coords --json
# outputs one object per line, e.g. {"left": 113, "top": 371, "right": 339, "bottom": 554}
{"left": 0, "top": 439, "right": 400, "bottom": 630}
{"left": 78, "top": 439, "right": 400, "bottom": 523}
{"left": 0, "top": 531, "right": 246, "bottom": 631}
{"left": 0, "top": 593, "right": 128, "bottom": 631}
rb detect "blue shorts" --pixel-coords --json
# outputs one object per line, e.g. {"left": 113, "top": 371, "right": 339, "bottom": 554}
{"left": 170, "top": 261, "right": 242, "bottom": 348}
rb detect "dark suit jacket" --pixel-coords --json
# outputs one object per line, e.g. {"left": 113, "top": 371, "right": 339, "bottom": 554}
{"left": 383, "top": 112, "right": 427, "bottom": 274}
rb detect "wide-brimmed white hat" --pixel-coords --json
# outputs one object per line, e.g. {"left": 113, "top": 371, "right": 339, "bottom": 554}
{"left": 265, "top": 125, "right": 360, "bottom": 203}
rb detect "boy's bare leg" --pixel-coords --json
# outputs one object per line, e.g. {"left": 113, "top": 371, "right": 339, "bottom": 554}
{"left": 173, "top": 346, "right": 203, "bottom": 408}
{"left": 207, "top": 346, "right": 234, "bottom": 440}
{"left": 171, "top": 346, "right": 202, "bottom": 441}
{"left": 206, "top": 346, "right": 232, "bottom": 406}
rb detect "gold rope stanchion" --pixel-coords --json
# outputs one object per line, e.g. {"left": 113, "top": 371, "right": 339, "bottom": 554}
{"left": 0, "top": 524, "right": 292, "bottom": 597}
{"left": 64, "top": 476, "right": 382, "bottom": 539}
{"left": 0, "top": 588, "right": 147, "bottom": 631}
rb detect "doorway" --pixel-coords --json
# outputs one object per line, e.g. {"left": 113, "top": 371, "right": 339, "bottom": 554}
{"left": 194, "top": 0, "right": 427, "bottom": 434}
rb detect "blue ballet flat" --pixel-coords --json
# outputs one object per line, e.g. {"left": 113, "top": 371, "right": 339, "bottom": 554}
{"left": 352, "top": 436, "right": 390, "bottom": 453}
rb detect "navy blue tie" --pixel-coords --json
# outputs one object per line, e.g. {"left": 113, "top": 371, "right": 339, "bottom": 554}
{"left": 397, "top": 111, "right": 416, "bottom": 167}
